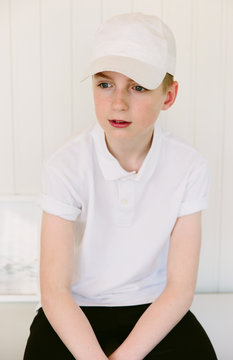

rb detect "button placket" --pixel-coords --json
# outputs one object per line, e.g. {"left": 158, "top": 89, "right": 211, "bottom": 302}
{"left": 117, "top": 180, "right": 135, "bottom": 225}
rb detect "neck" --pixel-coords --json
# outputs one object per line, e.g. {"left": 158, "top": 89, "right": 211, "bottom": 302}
{"left": 104, "top": 129, "right": 154, "bottom": 172}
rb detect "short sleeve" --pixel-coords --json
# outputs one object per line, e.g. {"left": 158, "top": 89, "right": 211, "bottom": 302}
{"left": 177, "top": 160, "right": 211, "bottom": 217}
{"left": 39, "top": 163, "right": 82, "bottom": 221}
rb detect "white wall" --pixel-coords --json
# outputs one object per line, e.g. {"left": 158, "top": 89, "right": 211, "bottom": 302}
{"left": 0, "top": 0, "right": 233, "bottom": 297}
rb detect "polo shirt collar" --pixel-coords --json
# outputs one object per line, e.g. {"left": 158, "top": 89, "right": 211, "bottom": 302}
{"left": 91, "top": 120, "right": 162, "bottom": 182}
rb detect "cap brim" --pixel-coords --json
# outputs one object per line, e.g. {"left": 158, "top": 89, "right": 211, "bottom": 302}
{"left": 80, "top": 55, "right": 167, "bottom": 90}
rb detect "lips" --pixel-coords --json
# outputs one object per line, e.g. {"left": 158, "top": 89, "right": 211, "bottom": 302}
{"left": 108, "top": 120, "right": 132, "bottom": 128}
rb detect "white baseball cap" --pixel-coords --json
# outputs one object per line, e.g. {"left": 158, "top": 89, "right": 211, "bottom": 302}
{"left": 80, "top": 12, "right": 176, "bottom": 90}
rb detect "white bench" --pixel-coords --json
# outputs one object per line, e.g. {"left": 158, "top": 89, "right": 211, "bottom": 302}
{"left": 0, "top": 293, "right": 232, "bottom": 359}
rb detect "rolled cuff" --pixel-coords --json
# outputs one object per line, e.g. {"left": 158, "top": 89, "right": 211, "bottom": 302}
{"left": 40, "top": 195, "right": 81, "bottom": 221}
{"left": 177, "top": 197, "right": 209, "bottom": 217}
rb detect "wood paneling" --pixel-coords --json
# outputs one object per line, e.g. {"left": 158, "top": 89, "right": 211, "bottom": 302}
{"left": 219, "top": 0, "right": 233, "bottom": 292}
{"left": 41, "top": 0, "right": 73, "bottom": 161}
{"left": 11, "top": 0, "right": 42, "bottom": 194}
{"left": 0, "top": 1, "right": 16, "bottom": 194}
{"left": 194, "top": 0, "right": 224, "bottom": 291}
{"left": 133, "top": 0, "right": 162, "bottom": 16}
{"left": 102, "top": 0, "right": 133, "bottom": 20}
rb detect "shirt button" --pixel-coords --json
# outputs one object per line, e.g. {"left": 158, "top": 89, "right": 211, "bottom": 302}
{"left": 121, "top": 199, "right": 128, "bottom": 206}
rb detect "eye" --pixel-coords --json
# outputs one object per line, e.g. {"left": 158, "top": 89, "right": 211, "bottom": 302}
{"left": 133, "top": 85, "right": 146, "bottom": 92}
{"left": 98, "top": 82, "right": 111, "bottom": 89}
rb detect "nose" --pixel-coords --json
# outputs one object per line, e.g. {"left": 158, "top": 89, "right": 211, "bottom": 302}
{"left": 111, "top": 88, "right": 129, "bottom": 112}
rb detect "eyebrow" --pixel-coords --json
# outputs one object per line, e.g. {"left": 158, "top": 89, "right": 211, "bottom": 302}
{"left": 94, "top": 72, "right": 113, "bottom": 79}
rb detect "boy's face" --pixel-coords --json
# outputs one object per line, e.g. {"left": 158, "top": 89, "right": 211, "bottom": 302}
{"left": 92, "top": 71, "right": 175, "bottom": 145}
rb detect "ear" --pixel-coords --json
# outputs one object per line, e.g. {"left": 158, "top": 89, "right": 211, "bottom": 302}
{"left": 162, "top": 81, "right": 178, "bottom": 110}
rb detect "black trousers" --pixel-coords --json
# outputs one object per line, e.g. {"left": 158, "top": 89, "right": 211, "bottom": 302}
{"left": 23, "top": 304, "right": 217, "bottom": 359}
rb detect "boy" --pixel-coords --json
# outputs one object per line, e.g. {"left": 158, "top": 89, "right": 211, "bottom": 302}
{"left": 24, "top": 13, "right": 217, "bottom": 359}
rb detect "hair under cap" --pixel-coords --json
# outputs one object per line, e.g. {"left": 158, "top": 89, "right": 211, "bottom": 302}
{"left": 80, "top": 12, "right": 176, "bottom": 90}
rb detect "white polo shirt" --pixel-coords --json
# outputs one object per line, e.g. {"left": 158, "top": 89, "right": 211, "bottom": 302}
{"left": 39, "top": 120, "right": 210, "bottom": 307}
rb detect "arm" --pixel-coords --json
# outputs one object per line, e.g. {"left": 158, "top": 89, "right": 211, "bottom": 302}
{"left": 40, "top": 211, "right": 108, "bottom": 360}
{"left": 109, "top": 211, "right": 202, "bottom": 360}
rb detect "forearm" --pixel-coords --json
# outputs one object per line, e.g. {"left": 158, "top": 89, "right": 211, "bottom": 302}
{"left": 41, "top": 290, "right": 108, "bottom": 360}
{"left": 109, "top": 285, "right": 193, "bottom": 360}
